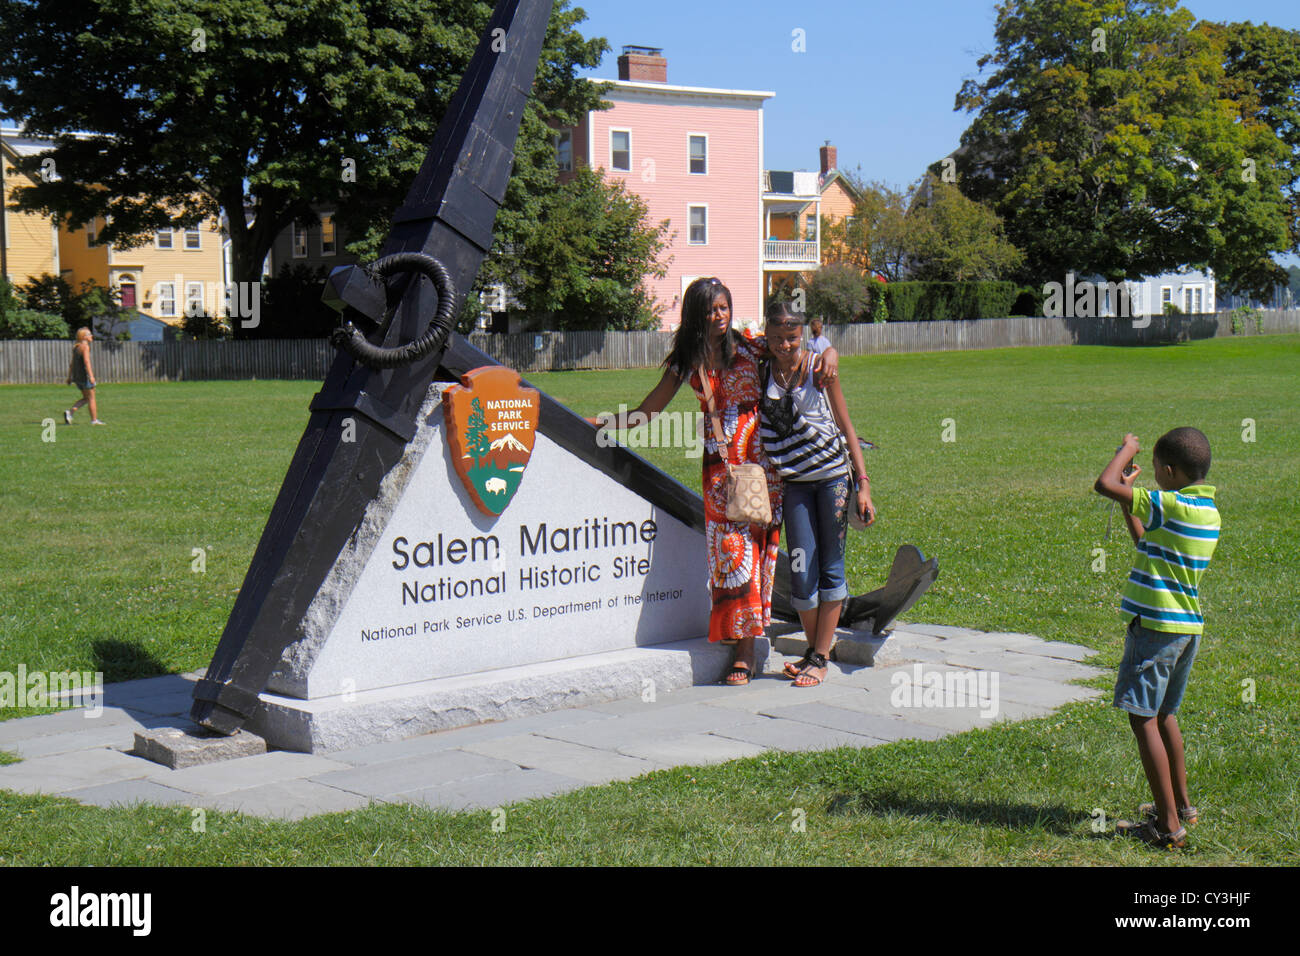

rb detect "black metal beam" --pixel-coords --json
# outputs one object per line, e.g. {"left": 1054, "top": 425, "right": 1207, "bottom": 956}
{"left": 192, "top": 0, "right": 553, "bottom": 733}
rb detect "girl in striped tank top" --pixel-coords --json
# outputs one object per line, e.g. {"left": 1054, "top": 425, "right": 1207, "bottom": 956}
{"left": 761, "top": 302, "right": 874, "bottom": 687}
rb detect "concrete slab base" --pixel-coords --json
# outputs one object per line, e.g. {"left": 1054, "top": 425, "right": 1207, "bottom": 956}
{"left": 247, "top": 636, "right": 771, "bottom": 754}
{"left": 133, "top": 725, "right": 268, "bottom": 769}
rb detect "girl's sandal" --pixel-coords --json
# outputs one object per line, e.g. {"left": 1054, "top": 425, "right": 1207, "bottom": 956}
{"left": 792, "top": 652, "right": 828, "bottom": 688}
{"left": 722, "top": 665, "right": 751, "bottom": 686}
{"left": 783, "top": 647, "right": 815, "bottom": 679}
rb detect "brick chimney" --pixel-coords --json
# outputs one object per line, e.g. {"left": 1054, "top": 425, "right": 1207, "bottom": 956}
{"left": 820, "top": 141, "right": 837, "bottom": 176}
{"left": 618, "top": 45, "right": 667, "bottom": 83}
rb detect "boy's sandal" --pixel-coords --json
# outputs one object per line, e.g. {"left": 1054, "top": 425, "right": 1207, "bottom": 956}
{"left": 722, "top": 665, "right": 751, "bottom": 686}
{"left": 1139, "top": 803, "right": 1198, "bottom": 827}
{"left": 1115, "top": 818, "right": 1187, "bottom": 850}
{"left": 792, "top": 652, "right": 828, "bottom": 688}
{"left": 783, "top": 647, "right": 815, "bottom": 679}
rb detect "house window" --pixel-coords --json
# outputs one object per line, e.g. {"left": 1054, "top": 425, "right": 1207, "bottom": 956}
{"left": 86, "top": 219, "right": 98, "bottom": 246}
{"left": 554, "top": 130, "right": 573, "bottom": 172}
{"left": 688, "top": 135, "right": 707, "bottom": 174}
{"left": 185, "top": 282, "right": 204, "bottom": 316}
{"left": 157, "top": 282, "right": 176, "bottom": 317}
{"left": 156, "top": 229, "right": 173, "bottom": 249}
{"left": 689, "top": 205, "right": 707, "bottom": 245}
{"left": 1161, "top": 286, "right": 1173, "bottom": 309}
{"left": 1183, "top": 286, "right": 1203, "bottom": 313}
{"left": 321, "top": 214, "right": 336, "bottom": 256}
{"left": 611, "top": 130, "right": 630, "bottom": 171}
{"left": 184, "top": 227, "right": 201, "bottom": 250}
{"left": 292, "top": 223, "right": 307, "bottom": 258}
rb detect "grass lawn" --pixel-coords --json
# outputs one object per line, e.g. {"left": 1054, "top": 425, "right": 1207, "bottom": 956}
{"left": 0, "top": 335, "right": 1296, "bottom": 865}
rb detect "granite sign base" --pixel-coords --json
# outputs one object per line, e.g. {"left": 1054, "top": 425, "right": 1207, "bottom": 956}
{"left": 248, "top": 637, "right": 773, "bottom": 754}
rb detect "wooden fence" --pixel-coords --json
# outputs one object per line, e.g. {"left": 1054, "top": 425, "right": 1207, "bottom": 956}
{"left": 2, "top": 311, "right": 1297, "bottom": 384}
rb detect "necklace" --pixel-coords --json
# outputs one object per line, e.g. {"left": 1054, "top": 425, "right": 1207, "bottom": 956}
{"left": 773, "top": 352, "right": 804, "bottom": 391}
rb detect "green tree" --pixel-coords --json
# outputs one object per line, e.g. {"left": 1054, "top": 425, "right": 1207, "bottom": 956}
{"left": 17, "top": 275, "right": 132, "bottom": 334}
{"left": 907, "top": 181, "right": 1024, "bottom": 281}
{"left": 466, "top": 397, "right": 491, "bottom": 464}
{"left": 821, "top": 172, "right": 911, "bottom": 281}
{"left": 952, "top": 0, "right": 1291, "bottom": 296}
{"left": 0, "top": 278, "right": 68, "bottom": 340}
{"left": 498, "top": 167, "right": 671, "bottom": 329}
{"left": 806, "top": 263, "right": 871, "bottom": 323}
{"left": 1208, "top": 20, "right": 1300, "bottom": 275}
{"left": 0, "top": 0, "right": 608, "bottom": 304}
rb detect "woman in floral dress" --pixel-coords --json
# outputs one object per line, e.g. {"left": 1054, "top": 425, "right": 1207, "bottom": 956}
{"left": 592, "top": 278, "right": 837, "bottom": 684}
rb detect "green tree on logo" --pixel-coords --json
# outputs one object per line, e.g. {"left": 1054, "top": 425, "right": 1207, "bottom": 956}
{"left": 466, "top": 397, "right": 491, "bottom": 465}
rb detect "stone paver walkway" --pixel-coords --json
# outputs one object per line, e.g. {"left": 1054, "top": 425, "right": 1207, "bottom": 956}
{"left": 0, "top": 623, "right": 1104, "bottom": 820}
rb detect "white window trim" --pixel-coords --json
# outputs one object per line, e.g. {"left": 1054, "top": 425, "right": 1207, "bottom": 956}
{"left": 157, "top": 281, "right": 176, "bottom": 317}
{"left": 688, "top": 204, "right": 708, "bottom": 245}
{"left": 155, "top": 229, "right": 173, "bottom": 250}
{"left": 183, "top": 227, "right": 202, "bottom": 250}
{"left": 292, "top": 222, "right": 308, "bottom": 258}
{"left": 185, "top": 281, "right": 204, "bottom": 316}
{"left": 320, "top": 211, "right": 337, "bottom": 257}
{"left": 1183, "top": 284, "right": 1204, "bottom": 313}
{"left": 1160, "top": 285, "right": 1173, "bottom": 304}
{"left": 86, "top": 218, "right": 98, "bottom": 247}
{"left": 610, "top": 128, "right": 632, "bottom": 172}
{"left": 687, "top": 132, "right": 708, "bottom": 175}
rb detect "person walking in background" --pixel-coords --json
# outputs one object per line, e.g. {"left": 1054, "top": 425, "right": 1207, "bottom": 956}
{"left": 64, "top": 327, "right": 105, "bottom": 425}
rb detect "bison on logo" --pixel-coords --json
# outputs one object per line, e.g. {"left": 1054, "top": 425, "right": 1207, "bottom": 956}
{"left": 443, "top": 367, "right": 540, "bottom": 516}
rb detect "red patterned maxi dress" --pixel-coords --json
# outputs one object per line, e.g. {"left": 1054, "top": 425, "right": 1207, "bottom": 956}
{"left": 687, "top": 331, "right": 783, "bottom": 644}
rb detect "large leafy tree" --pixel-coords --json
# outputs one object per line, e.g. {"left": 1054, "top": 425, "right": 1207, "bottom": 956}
{"left": 820, "top": 171, "right": 1021, "bottom": 282}
{"left": 1208, "top": 20, "right": 1300, "bottom": 265}
{"left": 501, "top": 167, "right": 671, "bottom": 330}
{"left": 907, "top": 181, "right": 1024, "bottom": 281}
{"left": 952, "top": 0, "right": 1291, "bottom": 295}
{"left": 0, "top": 0, "right": 608, "bottom": 307}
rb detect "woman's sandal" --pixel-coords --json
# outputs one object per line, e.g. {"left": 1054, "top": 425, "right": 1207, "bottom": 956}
{"left": 783, "top": 647, "right": 815, "bottom": 679}
{"left": 792, "top": 651, "right": 828, "bottom": 688}
{"left": 1139, "top": 803, "right": 1199, "bottom": 827}
{"left": 722, "top": 665, "right": 751, "bottom": 686}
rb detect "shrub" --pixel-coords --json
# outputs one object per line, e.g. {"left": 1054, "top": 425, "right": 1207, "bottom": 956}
{"left": 883, "top": 280, "right": 1018, "bottom": 321}
{"left": 807, "top": 263, "right": 869, "bottom": 323}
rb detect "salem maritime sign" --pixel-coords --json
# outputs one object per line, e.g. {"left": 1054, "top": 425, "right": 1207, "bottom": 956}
{"left": 266, "top": 368, "right": 711, "bottom": 701}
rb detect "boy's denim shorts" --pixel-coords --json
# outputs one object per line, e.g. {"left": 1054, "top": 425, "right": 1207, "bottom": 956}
{"left": 1113, "top": 617, "right": 1199, "bottom": 717}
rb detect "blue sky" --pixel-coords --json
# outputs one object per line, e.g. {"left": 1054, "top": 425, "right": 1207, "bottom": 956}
{"left": 572, "top": 0, "right": 1299, "bottom": 184}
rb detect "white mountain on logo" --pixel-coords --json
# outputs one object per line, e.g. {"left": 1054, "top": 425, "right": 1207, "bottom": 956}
{"left": 490, "top": 433, "right": 528, "bottom": 454}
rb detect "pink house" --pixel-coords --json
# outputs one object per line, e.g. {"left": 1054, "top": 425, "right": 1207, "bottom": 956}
{"left": 559, "top": 47, "right": 772, "bottom": 330}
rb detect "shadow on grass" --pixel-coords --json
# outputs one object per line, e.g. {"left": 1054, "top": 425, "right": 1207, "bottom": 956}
{"left": 92, "top": 639, "right": 170, "bottom": 684}
{"left": 827, "top": 788, "right": 1078, "bottom": 835}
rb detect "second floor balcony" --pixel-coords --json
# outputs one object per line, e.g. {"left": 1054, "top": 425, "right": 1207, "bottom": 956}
{"left": 763, "top": 239, "right": 819, "bottom": 265}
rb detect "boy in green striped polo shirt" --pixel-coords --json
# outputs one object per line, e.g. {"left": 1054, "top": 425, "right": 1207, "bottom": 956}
{"left": 1094, "top": 427, "right": 1220, "bottom": 850}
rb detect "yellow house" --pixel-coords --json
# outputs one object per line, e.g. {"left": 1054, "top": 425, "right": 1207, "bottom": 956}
{"left": 4, "top": 128, "right": 228, "bottom": 324}
{"left": 1, "top": 130, "right": 61, "bottom": 286}
{"left": 59, "top": 214, "right": 226, "bottom": 326}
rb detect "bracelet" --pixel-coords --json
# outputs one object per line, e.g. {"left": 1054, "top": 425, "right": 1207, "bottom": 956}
{"left": 856, "top": 475, "right": 869, "bottom": 487}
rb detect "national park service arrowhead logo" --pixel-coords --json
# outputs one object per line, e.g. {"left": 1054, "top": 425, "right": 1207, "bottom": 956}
{"left": 444, "top": 366, "right": 540, "bottom": 516}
